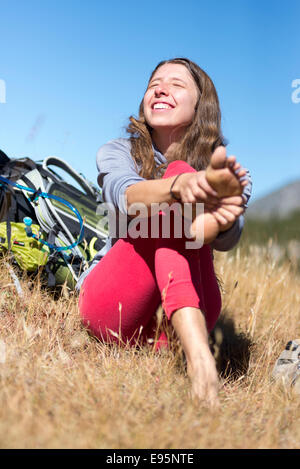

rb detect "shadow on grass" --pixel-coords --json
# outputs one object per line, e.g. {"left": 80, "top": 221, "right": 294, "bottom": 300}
{"left": 210, "top": 311, "right": 253, "bottom": 381}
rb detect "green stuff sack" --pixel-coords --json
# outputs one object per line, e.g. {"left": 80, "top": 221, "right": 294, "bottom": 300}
{"left": 0, "top": 221, "right": 50, "bottom": 271}
{"left": 53, "top": 237, "right": 100, "bottom": 289}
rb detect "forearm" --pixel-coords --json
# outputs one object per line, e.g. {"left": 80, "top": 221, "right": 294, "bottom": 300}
{"left": 125, "top": 171, "right": 215, "bottom": 215}
{"left": 125, "top": 176, "right": 179, "bottom": 215}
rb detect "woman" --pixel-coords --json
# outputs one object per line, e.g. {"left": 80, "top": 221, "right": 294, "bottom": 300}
{"left": 78, "top": 58, "right": 252, "bottom": 407}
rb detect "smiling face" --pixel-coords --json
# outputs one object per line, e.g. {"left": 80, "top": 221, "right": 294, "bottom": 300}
{"left": 143, "top": 63, "right": 199, "bottom": 140}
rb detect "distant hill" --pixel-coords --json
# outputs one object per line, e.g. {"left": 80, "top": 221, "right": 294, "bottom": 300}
{"left": 246, "top": 179, "right": 300, "bottom": 220}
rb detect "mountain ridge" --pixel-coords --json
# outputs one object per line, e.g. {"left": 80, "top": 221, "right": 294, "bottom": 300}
{"left": 246, "top": 179, "right": 300, "bottom": 219}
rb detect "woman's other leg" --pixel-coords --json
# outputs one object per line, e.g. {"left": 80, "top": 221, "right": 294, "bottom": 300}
{"left": 155, "top": 160, "right": 222, "bottom": 333}
{"left": 78, "top": 235, "right": 161, "bottom": 344}
{"left": 155, "top": 161, "right": 221, "bottom": 406}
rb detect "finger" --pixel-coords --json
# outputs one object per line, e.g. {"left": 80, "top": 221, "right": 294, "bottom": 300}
{"left": 218, "top": 205, "right": 244, "bottom": 217}
{"left": 212, "top": 211, "right": 229, "bottom": 225}
{"left": 220, "top": 203, "right": 244, "bottom": 213}
{"left": 192, "top": 186, "right": 216, "bottom": 204}
{"left": 215, "top": 207, "right": 237, "bottom": 223}
{"left": 199, "top": 181, "right": 219, "bottom": 198}
{"left": 219, "top": 196, "right": 244, "bottom": 206}
{"left": 181, "top": 188, "right": 197, "bottom": 204}
{"left": 196, "top": 175, "right": 218, "bottom": 197}
{"left": 192, "top": 181, "right": 219, "bottom": 204}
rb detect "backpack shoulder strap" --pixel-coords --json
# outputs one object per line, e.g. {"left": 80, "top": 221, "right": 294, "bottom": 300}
{"left": 42, "top": 156, "right": 97, "bottom": 197}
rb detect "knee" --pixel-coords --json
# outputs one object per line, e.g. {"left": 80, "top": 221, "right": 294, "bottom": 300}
{"left": 163, "top": 160, "right": 197, "bottom": 179}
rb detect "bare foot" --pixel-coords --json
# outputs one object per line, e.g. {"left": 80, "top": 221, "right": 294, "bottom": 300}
{"left": 171, "top": 306, "right": 220, "bottom": 409}
{"left": 187, "top": 352, "right": 220, "bottom": 408}
{"left": 205, "top": 146, "right": 248, "bottom": 198}
{"left": 189, "top": 147, "right": 248, "bottom": 241}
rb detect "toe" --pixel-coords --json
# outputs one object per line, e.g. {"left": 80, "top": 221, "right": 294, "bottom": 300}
{"left": 210, "top": 146, "right": 227, "bottom": 169}
{"left": 226, "top": 155, "right": 236, "bottom": 168}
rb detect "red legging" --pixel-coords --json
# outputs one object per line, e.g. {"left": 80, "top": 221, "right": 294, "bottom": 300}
{"left": 78, "top": 160, "right": 222, "bottom": 347}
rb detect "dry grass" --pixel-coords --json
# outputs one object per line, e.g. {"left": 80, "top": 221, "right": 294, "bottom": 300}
{"left": 0, "top": 243, "right": 299, "bottom": 449}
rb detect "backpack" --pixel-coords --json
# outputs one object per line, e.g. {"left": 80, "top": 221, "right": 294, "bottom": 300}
{"left": 0, "top": 149, "right": 108, "bottom": 289}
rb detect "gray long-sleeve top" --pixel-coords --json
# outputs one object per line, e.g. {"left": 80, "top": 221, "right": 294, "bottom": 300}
{"left": 76, "top": 137, "right": 252, "bottom": 290}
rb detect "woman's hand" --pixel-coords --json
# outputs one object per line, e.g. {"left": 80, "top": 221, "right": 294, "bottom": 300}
{"left": 174, "top": 171, "right": 246, "bottom": 232}
{"left": 171, "top": 171, "right": 220, "bottom": 206}
{"left": 209, "top": 195, "right": 246, "bottom": 232}
{"left": 176, "top": 173, "right": 246, "bottom": 242}
{"left": 190, "top": 194, "right": 246, "bottom": 244}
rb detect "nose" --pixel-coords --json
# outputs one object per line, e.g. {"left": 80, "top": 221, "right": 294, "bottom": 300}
{"left": 154, "top": 82, "right": 169, "bottom": 96}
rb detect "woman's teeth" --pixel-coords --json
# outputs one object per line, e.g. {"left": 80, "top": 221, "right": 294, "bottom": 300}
{"left": 153, "top": 103, "right": 172, "bottom": 109}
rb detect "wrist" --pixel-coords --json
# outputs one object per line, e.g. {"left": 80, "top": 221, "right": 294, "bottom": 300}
{"left": 169, "top": 173, "right": 187, "bottom": 202}
{"left": 169, "top": 174, "right": 182, "bottom": 201}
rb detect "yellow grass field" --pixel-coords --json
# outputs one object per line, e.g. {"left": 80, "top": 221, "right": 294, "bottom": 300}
{"left": 0, "top": 242, "right": 299, "bottom": 449}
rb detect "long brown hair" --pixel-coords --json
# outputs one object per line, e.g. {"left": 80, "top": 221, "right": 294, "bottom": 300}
{"left": 126, "top": 58, "right": 226, "bottom": 179}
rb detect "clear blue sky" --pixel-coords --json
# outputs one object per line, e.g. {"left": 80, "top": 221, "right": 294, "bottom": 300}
{"left": 1, "top": 0, "right": 299, "bottom": 201}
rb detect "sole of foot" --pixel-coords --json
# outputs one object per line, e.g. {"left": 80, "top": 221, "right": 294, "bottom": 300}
{"left": 205, "top": 146, "right": 248, "bottom": 198}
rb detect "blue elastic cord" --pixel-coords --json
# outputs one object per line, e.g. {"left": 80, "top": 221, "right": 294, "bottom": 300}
{"left": 0, "top": 175, "right": 84, "bottom": 252}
